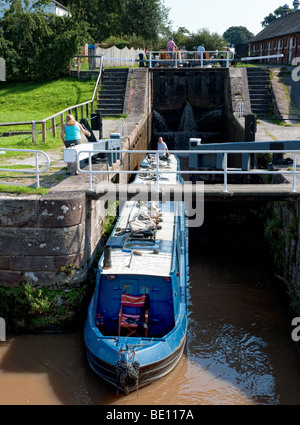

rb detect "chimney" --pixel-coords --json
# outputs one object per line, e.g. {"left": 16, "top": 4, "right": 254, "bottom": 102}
{"left": 283, "top": 4, "right": 290, "bottom": 14}
{"left": 294, "top": 0, "right": 300, "bottom": 11}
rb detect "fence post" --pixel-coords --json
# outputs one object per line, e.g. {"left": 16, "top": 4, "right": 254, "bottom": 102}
{"left": 77, "top": 56, "right": 81, "bottom": 79}
{"left": 52, "top": 117, "right": 56, "bottom": 138}
{"left": 60, "top": 113, "right": 64, "bottom": 130}
{"left": 32, "top": 121, "right": 36, "bottom": 145}
{"left": 223, "top": 153, "right": 229, "bottom": 193}
{"left": 226, "top": 50, "right": 230, "bottom": 67}
{"left": 42, "top": 122, "right": 46, "bottom": 143}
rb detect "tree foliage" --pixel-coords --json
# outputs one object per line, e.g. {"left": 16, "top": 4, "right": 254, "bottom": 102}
{"left": 261, "top": 6, "right": 293, "bottom": 27}
{"left": 0, "top": 0, "right": 89, "bottom": 81}
{"left": 223, "top": 26, "right": 254, "bottom": 47}
{"left": 60, "top": 0, "right": 171, "bottom": 45}
{"left": 158, "top": 27, "right": 227, "bottom": 52}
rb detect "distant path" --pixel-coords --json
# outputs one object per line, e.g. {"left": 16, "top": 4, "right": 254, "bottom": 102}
{"left": 256, "top": 119, "right": 300, "bottom": 142}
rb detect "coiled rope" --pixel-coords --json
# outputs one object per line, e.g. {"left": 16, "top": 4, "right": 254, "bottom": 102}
{"left": 116, "top": 348, "right": 140, "bottom": 395}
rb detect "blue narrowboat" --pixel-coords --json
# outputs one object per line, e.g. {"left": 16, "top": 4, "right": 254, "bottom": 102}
{"left": 84, "top": 154, "right": 188, "bottom": 394}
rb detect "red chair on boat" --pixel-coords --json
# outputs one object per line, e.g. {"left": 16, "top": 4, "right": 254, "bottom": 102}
{"left": 118, "top": 294, "right": 149, "bottom": 337}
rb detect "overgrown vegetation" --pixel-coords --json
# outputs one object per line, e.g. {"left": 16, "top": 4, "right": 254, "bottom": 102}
{"left": 0, "top": 282, "right": 87, "bottom": 331}
{"left": 0, "top": 0, "right": 89, "bottom": 81}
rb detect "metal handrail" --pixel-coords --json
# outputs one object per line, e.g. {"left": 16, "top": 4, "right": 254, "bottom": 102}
{"left": 0, "top": 148, "right": 50, "bottom": 188}
{"left": 147, "top": 50, "right": 234, "bottom": 68}
{"left": 77, "top": 149, "right": 300, "bottom": 193}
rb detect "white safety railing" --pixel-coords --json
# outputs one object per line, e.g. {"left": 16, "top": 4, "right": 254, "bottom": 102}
{"left": 0, "top": 149, "right": 50, "bottom": 188}
{"left": 77, "top": 149, "right": 300, "bottom": 193}
{"left": 240, "top": 54, "right": 284, "bottom": 62}
{"left": 146, "top": 50, "right": 234, "bottom": 68}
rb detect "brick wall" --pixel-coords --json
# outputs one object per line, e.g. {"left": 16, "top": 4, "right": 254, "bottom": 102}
{"left": 249, "top": 32, "right": 300, "bottom": 65}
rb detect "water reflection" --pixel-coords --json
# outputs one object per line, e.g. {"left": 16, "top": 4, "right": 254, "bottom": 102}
{"left": 187, "top": 249, "right": 300, "bottom": 405}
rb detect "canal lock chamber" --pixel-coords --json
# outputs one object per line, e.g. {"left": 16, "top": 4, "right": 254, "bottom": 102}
{"left": 149, "top": 67, "right": 300, "bottom": 330}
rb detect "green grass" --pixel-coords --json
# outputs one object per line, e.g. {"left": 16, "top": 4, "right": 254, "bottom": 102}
{"left": 0, "top": 76, "right": 97, "bottom": 122}
{"left": 0, "top": 184, "right": 49, "bottom": 195}
{"left": 0, "top": 76, "right": 98, "bottom": 149}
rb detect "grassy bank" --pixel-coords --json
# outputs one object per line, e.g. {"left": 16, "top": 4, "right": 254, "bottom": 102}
{"left": 0, "top": 76, "right": 98, "bottom": 150}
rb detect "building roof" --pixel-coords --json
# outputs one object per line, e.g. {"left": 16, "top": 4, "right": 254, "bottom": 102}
{"left": 51, "top": 0, "right": 70, "bottom": 12}
{"left": 251, "top": 9, "right": 300, "bottom": 42}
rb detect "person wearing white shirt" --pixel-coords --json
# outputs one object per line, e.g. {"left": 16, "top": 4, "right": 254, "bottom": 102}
{"left": 157, "top": 137, "right": 169, "bottom": 158}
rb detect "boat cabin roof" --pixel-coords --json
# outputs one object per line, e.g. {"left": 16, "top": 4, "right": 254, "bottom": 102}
{"left": 100, "top": 154, "right": 180, "bottom": 277}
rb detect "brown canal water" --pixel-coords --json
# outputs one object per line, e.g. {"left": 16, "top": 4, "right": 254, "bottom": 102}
{"left": 1, "top": 229, "right": 300, "bottom": 405}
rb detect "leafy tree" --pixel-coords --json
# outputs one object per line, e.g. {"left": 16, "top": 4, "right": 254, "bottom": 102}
{"left": 192, "top": 28, "right": 227, "bottom": 51}
{"left": 62, "top": 0, "right": 124, "bottom": 42}
{"left": 223, "top": 26, "right": 254, "bottom": 47}
{"left": 60, "top": 0, "right": 170, "bottom": 46}
{"left": 120, "top": 0, "right": 169, "bottom": 44}
{"left": 261, "top": 6, "right": 293, "bottom": 27}
{"left": 169, "top": 26, "right": 191, "bottom": 49}
{"left": 158, "top": 27, "right": 226, "bottom": 52}
{"left": 0, "top": 0, "right": 89, "bottom": 81}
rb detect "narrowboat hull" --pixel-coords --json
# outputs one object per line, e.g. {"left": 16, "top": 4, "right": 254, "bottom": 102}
{"left": 84, "top": 154, "right": 188, "bottom": 394}
{"left": 84, "top": 322, "right": 187, "bottom": 394}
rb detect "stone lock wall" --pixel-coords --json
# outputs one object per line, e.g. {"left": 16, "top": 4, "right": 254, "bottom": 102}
{"left": 0, "top": 192, "right": 100, "bottom": 288}
{"left": 263, "top": 200, "right": 300, "bottom": 314}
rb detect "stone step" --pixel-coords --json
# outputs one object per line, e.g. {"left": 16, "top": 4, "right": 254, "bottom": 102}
{"left": 250, "top": 100, "right": 271, "bottom": 107}
{"left": 97, "top": 109, "right": 124, "bottom": 116}
{"left": 103, "top": 75, "right": 128, "bottom": 79}
{"left": 247, "top": 72, "right": 270, "bottom": 78}
{"left": 103, "top": 68, "right": 128, "bottom": 73}
{"left": 251, "top": 107, "right": 271, "bottom": 114}
{"left": 250, "top": 93, "right": 270, "bottom": 99}
{"left": 247, "top": 68, "right": 270, "bottom": 74}
{"left": 98, "top": 68, "right": 129, "bottom": 115}
{"left": 248, "top": 80, "right": 270, "bottom": 87}
{"left": 101, "top": 81, "right": 126, "bottom": 88}
{"left": 101, "top": 89, "right": 125, "bottom": 95}
{"left": 98, "top": 100, "right": 124, "bottom": 108}
{"left": 248, "top": 85, "right": 270, "bottom": 93}
{"left": 98, "top": 97, "right": 124, "bottom": 103}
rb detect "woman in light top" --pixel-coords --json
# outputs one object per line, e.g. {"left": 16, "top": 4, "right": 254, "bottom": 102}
{"left": 61, "top": 114, "right": 91, "bottom": 175}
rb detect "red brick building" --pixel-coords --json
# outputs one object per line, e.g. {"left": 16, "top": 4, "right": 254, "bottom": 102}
{"left": 249, "top": 1, "right": 300, "bottom": 64}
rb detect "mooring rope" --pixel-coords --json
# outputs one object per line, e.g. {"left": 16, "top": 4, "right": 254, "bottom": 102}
{"left": 116, "top": 348, "right": 140, "bottom": 395}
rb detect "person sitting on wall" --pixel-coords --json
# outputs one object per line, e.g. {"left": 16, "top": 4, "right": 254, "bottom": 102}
{"left": 157, "top": 136, "right": 169, "bottom": 159}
